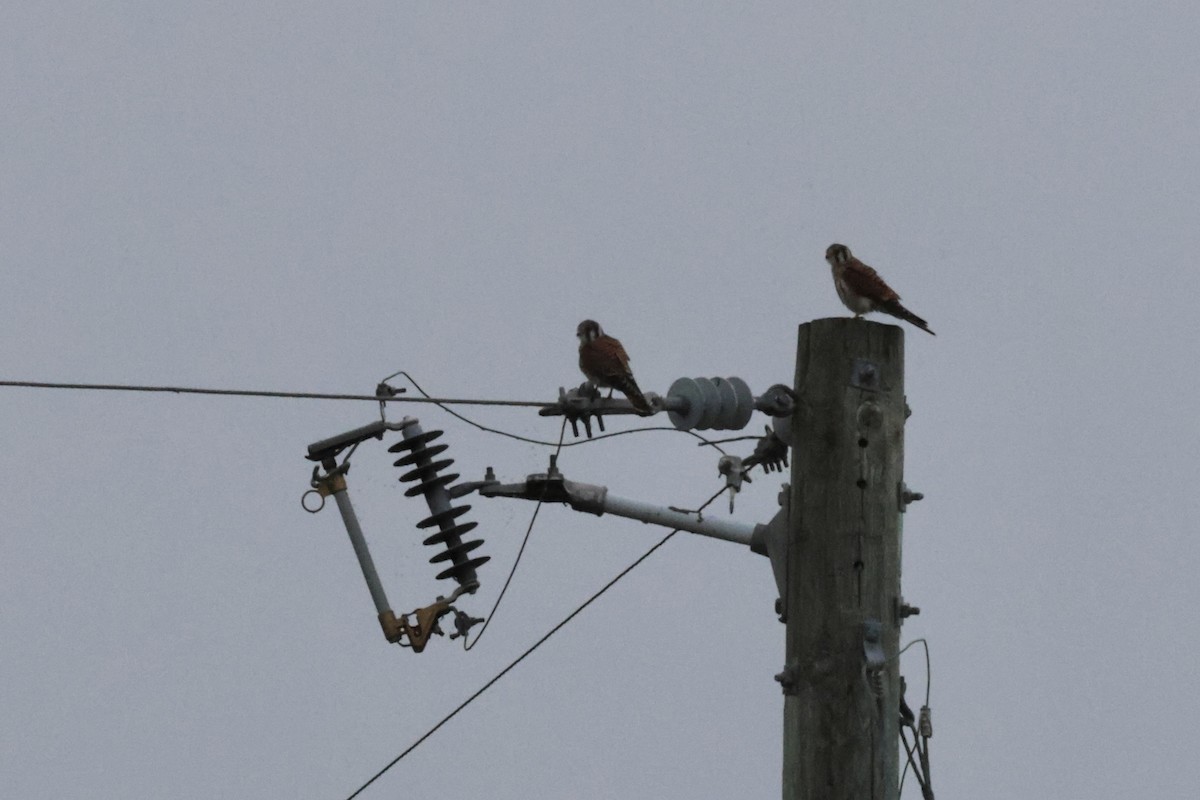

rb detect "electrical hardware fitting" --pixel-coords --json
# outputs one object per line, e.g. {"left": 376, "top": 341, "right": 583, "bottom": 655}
{"left": 303, "top": 417, "right": 487, "bottom": 652}
{"left": 539, "top": 377, "right": 796, "bottom": 438}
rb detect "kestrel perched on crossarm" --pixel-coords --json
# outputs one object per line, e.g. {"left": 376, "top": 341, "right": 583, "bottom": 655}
{"left": 824, "top": 244, "right": 935, "bottom": 335}
{"left": 576, "top": 320, "right": 654, "bottom": 414}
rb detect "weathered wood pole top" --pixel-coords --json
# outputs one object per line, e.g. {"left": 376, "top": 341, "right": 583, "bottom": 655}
{"left": 782, "top": 317, "right": 906, "bottom": 800}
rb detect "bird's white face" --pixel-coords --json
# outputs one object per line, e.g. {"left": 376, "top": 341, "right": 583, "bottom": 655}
{"left": 576, "top": 320, "right": 602, "bottom": 344}
{"left": 825, "top": 243, "right": 850, "bottom": 266}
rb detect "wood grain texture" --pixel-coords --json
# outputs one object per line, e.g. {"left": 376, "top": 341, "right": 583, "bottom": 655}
{"left": 783, "top": 317, "right": 906, "bottom": 800}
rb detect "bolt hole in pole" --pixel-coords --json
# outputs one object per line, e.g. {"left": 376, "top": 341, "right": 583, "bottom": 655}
{"left": 856, "top": 478, "right": 867, "bottom": 489}
{"left": 857, "top": 437, "right": 868, "bottom": 448}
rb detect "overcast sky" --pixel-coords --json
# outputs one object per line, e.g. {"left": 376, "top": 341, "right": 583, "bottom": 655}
{"left": 3, "top": 3, "right": 1199, "bottom": 799}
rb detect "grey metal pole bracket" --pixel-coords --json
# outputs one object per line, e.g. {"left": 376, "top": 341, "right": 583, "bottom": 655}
{"left": 775, "top": 660, "right": 802, "bottom": 696}
{"left": 538, "top": 384, "right": 664, "bottom": 438}
{"left": 476, "top": 461, "right": 763, "bottom": 546}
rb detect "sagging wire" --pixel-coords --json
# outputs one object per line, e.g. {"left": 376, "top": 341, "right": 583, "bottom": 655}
{"left": 373, "top": 370, "right": 749, "bottom": 653}
{"left": 371, "top": 371, "right": 754, "bottom": 652}
{"left": 382, "top": 370, "right": 728, "bottom": 454}
{"left": 342, "top": 486, "right": 726, "bottom": 800}
{"left": 461, "top": 417, "right": 568, "bottom": 651}
{"left": 0, "top": 375, "right": 730, "bottom": 455}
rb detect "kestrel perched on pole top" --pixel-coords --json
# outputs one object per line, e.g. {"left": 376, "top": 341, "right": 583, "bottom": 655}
{"left": 825, "top": 244, "right": 935, "bottom": 336}
{"left": 576, "top": 320, "right": 654, "bottom": 414}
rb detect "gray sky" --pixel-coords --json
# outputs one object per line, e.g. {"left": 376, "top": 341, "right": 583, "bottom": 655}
{"left": 3, "top": 3, "right": 1198, "bottom": 798}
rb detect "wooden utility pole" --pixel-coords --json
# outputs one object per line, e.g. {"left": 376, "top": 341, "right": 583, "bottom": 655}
{"left": 779, "top": 318, "right": 907, "bottom": 800}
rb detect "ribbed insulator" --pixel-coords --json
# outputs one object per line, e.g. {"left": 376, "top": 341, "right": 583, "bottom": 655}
{"left": 388, "top": 422, "right": 488, "bottom": 587}
{"left": 666, "top": 376, "right": 755, "bottom": 431}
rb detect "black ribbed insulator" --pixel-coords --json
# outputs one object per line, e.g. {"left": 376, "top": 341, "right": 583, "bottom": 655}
{"left": 392, "top": 442, "right": 449, "bottom": 466}
{"left": 422, "top": 520, "right": 478, "bottom": 547}
{"left": 398, "top": 458, "right": 454, "bottom": 481}
{"left": 402, "top": 472, "right": 460, "bottom": 498}
{"left": 389, "top": 429, "right": 443, "bottom": 453}
{"left": 417, "top": 506, "right": 471, "bottom": 529}
{"left": 388, "top": 423, "right": 488, "bottom": 588}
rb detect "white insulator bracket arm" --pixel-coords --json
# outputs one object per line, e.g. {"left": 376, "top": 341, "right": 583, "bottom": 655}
{"left": 599, "top": 491, "right": 759, "bottom": 546}
{"left": 477, "top": 469, "right": 763, "bottom": 548}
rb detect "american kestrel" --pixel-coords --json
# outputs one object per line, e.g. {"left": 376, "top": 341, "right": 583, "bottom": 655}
{"left": 576, "top": 319, "right": 654, "bottom": 415}
{"left": 825, "top": 244, "right": 935, "bottom": 336}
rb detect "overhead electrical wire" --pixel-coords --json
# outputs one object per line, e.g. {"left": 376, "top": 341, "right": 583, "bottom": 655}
{"left": 342, "top": 487, "right": 727, "bottom": 800}
{"left": 345, "top": 530, "right": 679, "bottom": 799}
{"left": 461, "top": 417, "right": 569, "bottom": 652}
{"left": 0, "top": 375, "right": 729, "bottom": 454}
{"left": 8, "top": 375, "right": 777, "bottom": 796}
{"left": 0, "top": 379, "right": 547, "bottom": 407}
{"left": 386, "top": 370, "right": 728, "bottom": 454}
{"left": 6, "top": 372, "right": 744, "bottom": 651}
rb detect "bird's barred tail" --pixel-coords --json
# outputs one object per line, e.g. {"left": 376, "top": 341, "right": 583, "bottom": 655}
{"left": 610, "top": 374, "right": 654, "bottom": 415}
{"left": 883, "top": 301, "right": 936, "bottom": 336}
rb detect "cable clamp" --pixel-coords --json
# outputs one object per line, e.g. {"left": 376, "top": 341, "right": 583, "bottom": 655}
{"left": 380, "top": 582, "right": 481, "bottom": 652}
{"left": 717, "top": 455, "right": 751, "bottom": 512}
{"left": 539, "top": 384, "right": 662, "bottom": 438}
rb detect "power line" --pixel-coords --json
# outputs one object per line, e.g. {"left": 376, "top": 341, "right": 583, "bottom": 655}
{"left": 0, "top": 379, "right": 547, "bottom": 407}
{"left": 342, "top": 489, "right": 725, "bottom": 800}
{"left": 1, "top": 376, "right": 732, "bottom": 455}
{"left": 389, "top": 370, "right": 728, "bottom": 454}
{"left": 462, "top": 418, "right": 569, "bottom": 651}
{"left": 345, "top": 530, "right": 678, "bottom": 799}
